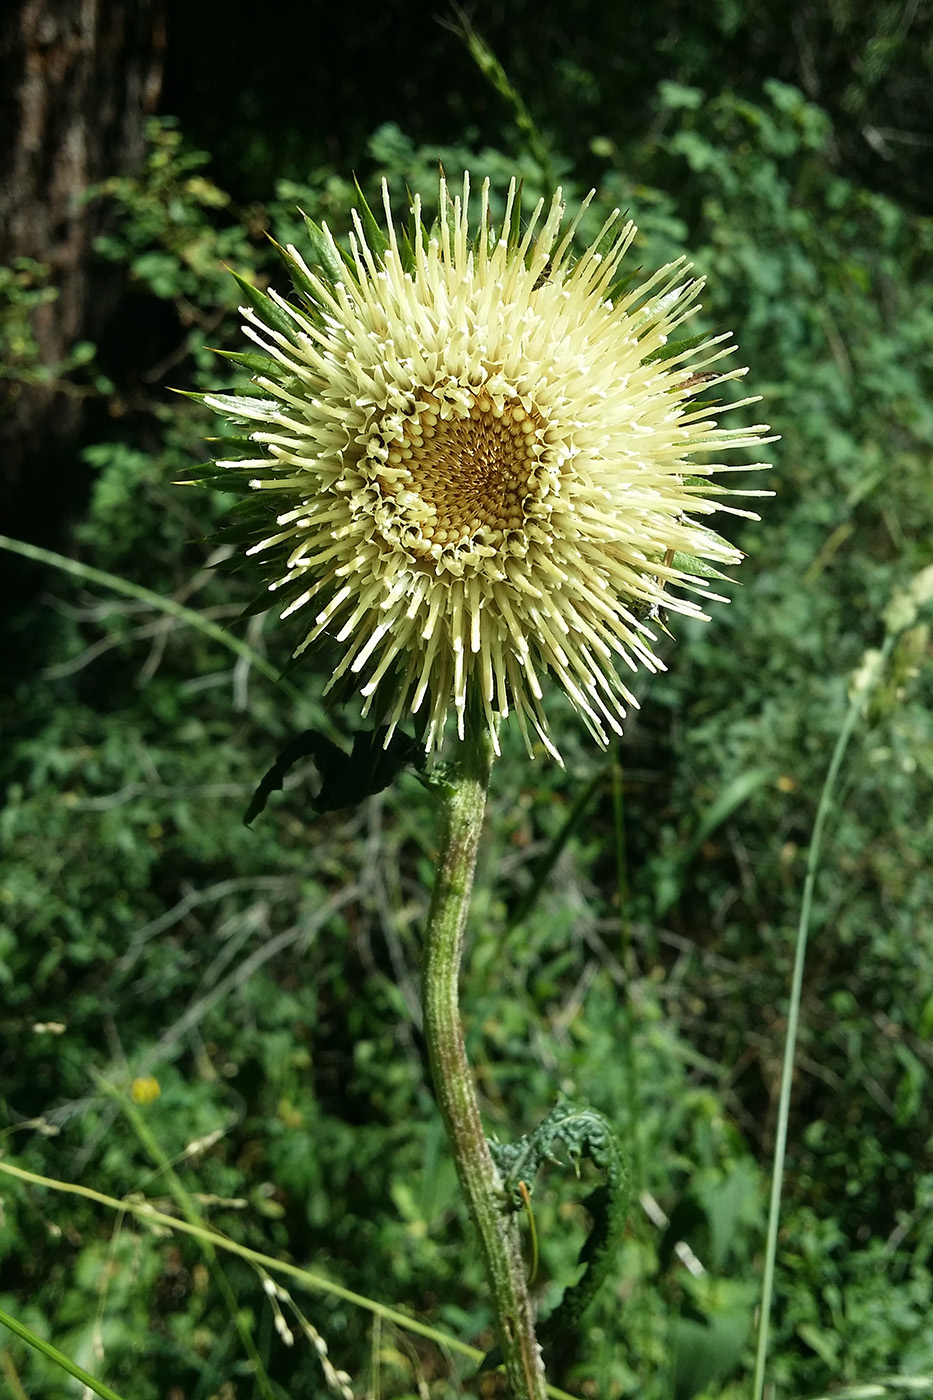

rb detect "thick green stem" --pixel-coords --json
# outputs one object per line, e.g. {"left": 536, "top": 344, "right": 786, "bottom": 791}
{"left": 421, "top": 715, "right": 548, "bottom": 1400}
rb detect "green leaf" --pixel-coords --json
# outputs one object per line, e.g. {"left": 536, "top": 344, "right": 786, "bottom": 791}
{"left": 212, "top": 347, "right": 280, "bottom": 375}
{"left": 796, "top": 1321, "right": 842, "bottom": 1367}
{"left": 656, "top": 766, "right": 772, "bottom": 916}
{"left": 488, "top": 1101, "right": 631, "bottom": 1364}
{"left": 228, "top": 268, "right": 297, "bottom": 341}
{"left": 673, "top": 1306, "right": 751, "bottom": 1400}
{"left": 266, "top": 234, "right": 321, "bottom": 305}
{"left": 352, "top": 178, "right": 389, "bottom": 261}
{"left": 244, "top": 724, "right": 426, "bottom": 824}
{"left": 643, "top": 331, "right": 711, "bottom": 365}
{"left": 300, "top": 213, "right": 348, "bottom": 283}
{"left": 670, "top": 550, "right": 736, "bottom": 583}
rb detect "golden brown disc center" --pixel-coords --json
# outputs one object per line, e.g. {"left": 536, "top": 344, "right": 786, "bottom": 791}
{"left": 379, "top": 391, "right": 542, "bottom": 549}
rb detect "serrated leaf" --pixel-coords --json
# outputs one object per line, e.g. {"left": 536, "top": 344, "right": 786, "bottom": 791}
{"left": 244, "top": 730, "right": 345, "bottom": 825}
{"left": 484, "top": 1100, "right": 630, "bottom": 1372}
{"left": 244, "top": 724, "right": 425, "bottom": 824}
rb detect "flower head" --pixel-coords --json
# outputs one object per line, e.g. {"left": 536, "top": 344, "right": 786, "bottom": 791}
{"left": 204, "top": 176, "right": 772, "bottom": 757}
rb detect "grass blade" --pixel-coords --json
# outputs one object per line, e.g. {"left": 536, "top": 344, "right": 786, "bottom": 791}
{"left": 0, "top": 1305, "right": 129, "bottom": 1400}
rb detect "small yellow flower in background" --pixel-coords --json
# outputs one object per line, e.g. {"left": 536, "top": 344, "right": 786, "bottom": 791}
{"left": 130, "top": 1075, "right": 161, "bottom": 1105}
{"left": 204, "top": 176, "right": 773, "bottom": 757}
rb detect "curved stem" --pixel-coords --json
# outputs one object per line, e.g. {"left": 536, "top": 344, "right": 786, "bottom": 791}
{"left": 421, "top": 713, "right": 548, "bottom": 1400}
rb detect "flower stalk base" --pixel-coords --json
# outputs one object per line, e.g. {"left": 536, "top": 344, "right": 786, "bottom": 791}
{"left": 421, "top": 716, "right": 547, "bottom": 1400}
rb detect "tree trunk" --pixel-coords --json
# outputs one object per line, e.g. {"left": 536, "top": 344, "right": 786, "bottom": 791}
{"left": 0, "top": 0, "right": 164, "bottom": 538}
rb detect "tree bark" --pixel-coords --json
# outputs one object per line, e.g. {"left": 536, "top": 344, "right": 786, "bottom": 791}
{"left": 0, "top": 0, "right": 164, "bottom": 536}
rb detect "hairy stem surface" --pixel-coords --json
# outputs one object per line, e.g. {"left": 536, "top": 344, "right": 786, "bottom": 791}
{"left": 421, "top": 715, "right": 547, "bottom": 1400}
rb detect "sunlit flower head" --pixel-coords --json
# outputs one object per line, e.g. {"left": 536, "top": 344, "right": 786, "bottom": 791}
{"left": 204, "top": 175, "right": 772, "bottom": 758}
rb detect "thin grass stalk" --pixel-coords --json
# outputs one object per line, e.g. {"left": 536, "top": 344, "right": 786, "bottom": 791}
{"left": 752, "top": 630, "right": 898, "bottom": 1400}
{"left": 0, "top": 1305, "right": 127, "bottom": 1400}
{"left": 0, "top": 533, "right": 309, "bottom": 709}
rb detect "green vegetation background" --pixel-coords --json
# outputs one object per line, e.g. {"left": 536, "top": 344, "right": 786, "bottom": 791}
{"left": 2, "top": 5, "right": 932, "bottom": 1397}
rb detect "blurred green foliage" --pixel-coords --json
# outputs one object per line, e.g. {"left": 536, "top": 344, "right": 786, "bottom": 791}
{"left": 2, "top": 17, "right": 933, "bottom": 1400}
{"left": 0, "top": 258, "right": 110, "bottom": 397}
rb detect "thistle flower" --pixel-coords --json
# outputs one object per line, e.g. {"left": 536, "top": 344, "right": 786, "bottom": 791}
{"left": 204, "top": 176, "right": 772, "bottom": 758}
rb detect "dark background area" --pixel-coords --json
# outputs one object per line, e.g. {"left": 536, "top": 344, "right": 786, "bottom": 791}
{"left": 160, "top": 0, "right": 933, "bottom": 209}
